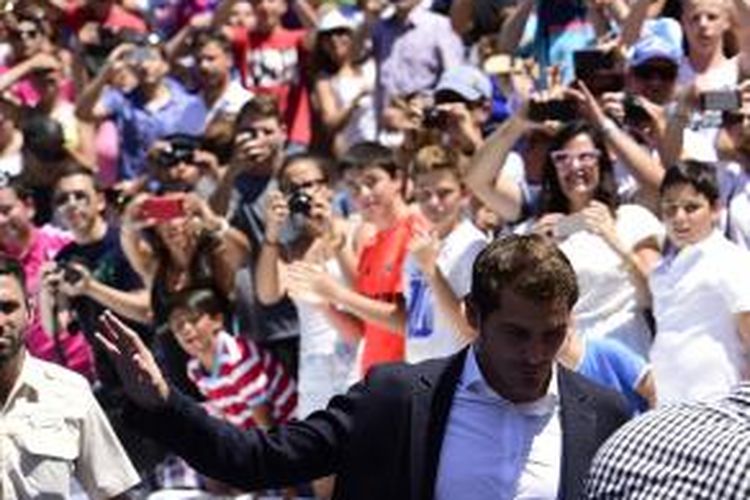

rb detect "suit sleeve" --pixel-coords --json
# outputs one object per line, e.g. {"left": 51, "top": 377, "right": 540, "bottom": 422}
{"left": 126, "top": 381, "right": 365, "bottom": 490}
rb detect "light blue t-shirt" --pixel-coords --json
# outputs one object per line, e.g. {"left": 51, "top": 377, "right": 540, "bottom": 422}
{"left": 577, "top": 337, "right": 650, "bottom": 415}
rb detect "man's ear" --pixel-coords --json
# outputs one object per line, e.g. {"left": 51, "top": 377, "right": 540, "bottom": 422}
{"left": 464, "top": 296, "right": 480, "bottom": 331}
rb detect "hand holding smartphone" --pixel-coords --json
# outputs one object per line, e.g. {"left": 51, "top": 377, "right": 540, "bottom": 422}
{"left": 554, "top": 213, "right": 587, "bottom": 239}
{"left": 138, "top": 196, "right": 186, "bottom": 222}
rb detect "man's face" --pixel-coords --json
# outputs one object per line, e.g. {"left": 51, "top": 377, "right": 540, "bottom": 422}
{"left": 0, "top": 188, "right": 33, "bottom": 249}
{"left": 628, "top": 59, "right": 678, "bottom": 105}
{"left": 470, "top": 289, "right": 570, "bottom": 403}
{"left": 252, "top": 0, "right": 286, "bottom": 33}
{"left": 228, "top": 0, "right": 256, "bottom": 29}
{"left": 197, "top": 41, "right": 233, "bottom": 90}
{"left": 0, "top": 275, "right": 28, "bottom": 364}
{"left": 11, "top": 20, "right": 45, "bottom": 60}
{"left": 233, "top": 116, "right": 286, "bottom": 167}
{"left": 134, "top": 47, "right": 169, "bottom": 87}
{"left": 53, "top": 174, "right": 103, "bottom": 239}
{"left": 413, "top": 170, "right": 465, "bottom": 233}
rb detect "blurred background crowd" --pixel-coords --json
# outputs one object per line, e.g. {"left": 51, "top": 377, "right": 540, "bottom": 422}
{"left": 3, "top": 0, "right": 750, "bottom": 497}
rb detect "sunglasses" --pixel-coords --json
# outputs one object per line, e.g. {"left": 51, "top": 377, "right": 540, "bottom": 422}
{"left": 633, "top": 64, "right": 677, "bottom": 82}
{"left": 13, "top": 28, "right": 40, "bottom": 41}
{"left": 54, "top": 190, "right": 90, "bottom": 208}
{"left": 550, "top": 150, "right": 601, "bottom": 171}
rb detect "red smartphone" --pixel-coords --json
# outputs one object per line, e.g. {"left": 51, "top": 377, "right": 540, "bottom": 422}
{"left": 139, "top": 197, "right": 185, "bottom": 222}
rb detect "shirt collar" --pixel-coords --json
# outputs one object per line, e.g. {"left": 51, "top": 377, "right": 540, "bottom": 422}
{"left": 2, "top": 353, "right": 41, "bottom": 411}
{"left": 462, "top": 345, "right": 559, "bottom": 417}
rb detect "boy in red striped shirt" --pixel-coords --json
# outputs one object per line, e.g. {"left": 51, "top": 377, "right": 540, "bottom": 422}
{"left": 166, "top": 287, "right": 297, "bottom": 430}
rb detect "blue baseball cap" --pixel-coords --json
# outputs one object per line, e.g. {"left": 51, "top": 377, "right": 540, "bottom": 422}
{"left": 435, "top": 65, "right": 493, "bottom": 102}
{"left": 630, "top": 35, "right": 681, "bottom": 68}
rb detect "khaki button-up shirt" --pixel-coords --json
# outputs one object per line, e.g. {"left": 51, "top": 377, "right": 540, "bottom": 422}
{"left": 0, "top": 354, "right": 139, "bottom": 499}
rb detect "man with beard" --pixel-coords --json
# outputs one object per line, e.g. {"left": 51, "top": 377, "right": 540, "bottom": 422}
{"left": 0, "top": 256, "right": 140, "bottom": 498}
{"left": 192, "top": 30, "right": 253, "bottom": 128}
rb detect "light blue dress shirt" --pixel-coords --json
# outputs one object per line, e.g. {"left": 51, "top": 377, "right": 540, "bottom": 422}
{"left": 435, "top": 348, "right": 562, "bottom": 500}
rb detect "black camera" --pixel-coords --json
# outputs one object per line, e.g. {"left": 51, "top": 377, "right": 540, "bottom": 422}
{"left": 154, "top": 136, "right": 199, "bottom": 169}
{"left": 288, "top": 190, "right": 312, "bottom": 216}
{"left": 60, "top": 262, "right": 84, "bottom": 285}
{"left": 623, "top": 95, "right": 652, "bottom": 126}
{"left": 155, "top": 145, "right": 195, "bottom": 169}
{"left": 423, "top": 107, "right": 449, "bottom": 129}
{"left": 528, "top": 99, "right": 579, "bottom": 122}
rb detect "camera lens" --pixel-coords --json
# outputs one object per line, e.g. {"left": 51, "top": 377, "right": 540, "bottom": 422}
{"left": 288, "top": 190, "right": 312, "bottom": 216}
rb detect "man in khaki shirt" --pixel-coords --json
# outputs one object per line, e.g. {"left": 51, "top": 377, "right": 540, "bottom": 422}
{"left": 0, "top": 256, "right": 139, "bottom": 499}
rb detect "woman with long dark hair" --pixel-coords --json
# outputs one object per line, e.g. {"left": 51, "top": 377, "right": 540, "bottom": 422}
{"left": 467, "top": 115, "right": 663, "bottom": 359}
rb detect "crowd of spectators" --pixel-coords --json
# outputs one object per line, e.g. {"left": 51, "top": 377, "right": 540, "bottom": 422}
{"left": 2, "top": 0, "right": 750, "bottom": 497}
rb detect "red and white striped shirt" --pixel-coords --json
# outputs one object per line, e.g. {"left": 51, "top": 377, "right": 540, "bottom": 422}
{"left": 187, "top": 331, "right": 297, "bottom": 430}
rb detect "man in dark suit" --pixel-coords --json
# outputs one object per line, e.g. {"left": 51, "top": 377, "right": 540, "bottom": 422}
{"left": 100, "top": 234, "right": 629, "bottom": 499}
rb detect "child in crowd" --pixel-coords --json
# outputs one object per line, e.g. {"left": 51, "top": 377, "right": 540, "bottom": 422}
{"left": 286, "top": 142, "right": 418, "bottom": 378}
{"left": 155, "top": 286, "right": 297, "bottom": 496}
{"left": 166, "top": 287, "right": 297, "bottom": 430}
{"left": 650, "top": 161, "right": 750, "bottom": 406}
{"left": 403, "top": 145, "right": 487, "bottom": 362}
{"left": 558, "top": 330, "right": 655, "bottom": 415}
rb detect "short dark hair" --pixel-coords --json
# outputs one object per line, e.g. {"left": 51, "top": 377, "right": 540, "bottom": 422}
{"left": 276, "top": 153, "right": 334, "bottom": 192}
{"left": 1, "top": 175, "right": 34, "bottom": 202}
{"left": 53, "top": 163, "right": 100, "bottom": 192}
{"left": 0, "top": 257, "right": 26, "bottom": 295}
{"left": 469, "top": 234, "right": 578, "bottom": 318}
{"left": 660, "top": 160, "right": 720, "bottom": 204}
{"left": 235, "top": 94, "right": 282, "bottom": 127}
{"left": 539, "top": 121, "right": 619, "bottom": 215}
{"left": 340, "top": 141, "right": 402, "bottom": 178}
{"left": 165, "top": 287, "right": 228, "bottom": 321}
{"left": 193, "top": 29, "right": 233, "bottom": 55}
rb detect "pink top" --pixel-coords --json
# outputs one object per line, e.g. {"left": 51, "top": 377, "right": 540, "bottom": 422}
{"left": 1, "top": 226, "right": 95, "bottom": 381}
{"left": 0, "top": 65, "right": 76, "bottom": 108}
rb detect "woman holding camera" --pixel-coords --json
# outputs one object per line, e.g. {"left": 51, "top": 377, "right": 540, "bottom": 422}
{"left": 255, "top": 155, "right": 358, "bottom": 418}
{"left": 255, "top": 153, "right": 358, "bottom": 499}
{"left": 120, "top": 189, "right": 249, "bottom": 396}
{"left": 466, "top": 102, "right": 663, "bottom": 361}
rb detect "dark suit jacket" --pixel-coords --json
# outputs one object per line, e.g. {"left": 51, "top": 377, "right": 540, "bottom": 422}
{"left": 131, "top": 349, "right": 629, "bottom": 499}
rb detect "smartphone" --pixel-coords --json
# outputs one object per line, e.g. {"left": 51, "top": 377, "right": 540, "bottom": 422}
{"left": 722, "top": 110, "right": 745, "bottom": 127}
{"left": 554, "top": 214, "right": 587, "bottom": 239}
{"left": 139, "top": 197, "right": 185, "bottom": 222}
{"left": 574, "top": 50, "right": 616, "bottom": 77}
{"left": 589, "top": 71, "right": 626, "bottom": 95}
{"left": 700, "top": 90, "right": 741, "bottom": 111}
{"left": 528, "top": 99, "right": 579, "bottom": 122}
{"left": 624, "top": 94, "right": 652, "bottom": 126}
{"left": 236, "top": 130, "right": 257, "bottom": 143}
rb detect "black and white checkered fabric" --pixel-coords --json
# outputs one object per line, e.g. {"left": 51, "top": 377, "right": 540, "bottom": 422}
{"left": 584, "top": 384, "right": 750, "bottom": 499}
